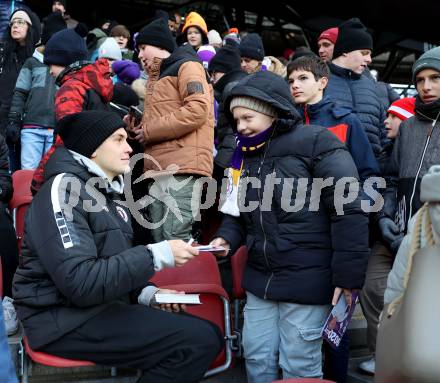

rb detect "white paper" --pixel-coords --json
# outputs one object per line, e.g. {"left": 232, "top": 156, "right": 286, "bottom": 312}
{"left": 195, "top": 245, "right": 226, "bottom": 252}
{"left": 154, "top": 293, "right": 201, "bottom": 304}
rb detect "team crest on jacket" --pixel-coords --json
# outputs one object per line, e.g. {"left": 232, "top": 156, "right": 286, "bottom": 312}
{"left": 116, "top": 206, "right": 128, "bottom": 222}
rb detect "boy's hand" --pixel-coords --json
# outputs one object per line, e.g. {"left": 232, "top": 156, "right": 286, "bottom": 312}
{"left": 209, "top": 237, "right": 230, "bottom": 257}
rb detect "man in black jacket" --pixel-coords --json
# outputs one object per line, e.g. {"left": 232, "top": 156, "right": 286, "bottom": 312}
{"left": 0, "top": 132, "right": 18, "bottom": 299}
{"left": 13, "top": 111, "right": 222, "bottom": 383}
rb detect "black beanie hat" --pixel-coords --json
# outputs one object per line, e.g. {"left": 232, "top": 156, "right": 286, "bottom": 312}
{"left": 57, "top": 111, "right": 126, "bottom": 158}
{"left": 41, "top": 11, "right": 67, "bottom": 45}
{"left": 137, "top": 18, "right": 176, "bottom": 53}
{"left": 209, "top": 39, "right": 241, "bottom": 73}
{"left": 239, "top": 33, "right": 265, "bottom": 61}
{"left": 44, "top": 29, "right": 87, "bottom": 66}
{"left": 332, "top": 18, "right": 373, "bottom": 59}
{"left": 53, "top": 0, "right": 67, "bottom": 7}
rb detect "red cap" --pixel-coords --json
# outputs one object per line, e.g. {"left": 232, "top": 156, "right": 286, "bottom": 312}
{"left": 318, "top": 27, "right": 339, "bottom": 44}
{"left": 228, "top": 27, "right": 239, "bottom": 34}
{"left": 387, "top": 97, "right": 416, "bottom": 121}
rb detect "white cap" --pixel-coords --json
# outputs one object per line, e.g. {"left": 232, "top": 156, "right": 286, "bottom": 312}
{"left": 98, "top": 37, "right": 122, "bottom": 61}
{"left": 208, "top": 29, "right": 222, "bottom": 45}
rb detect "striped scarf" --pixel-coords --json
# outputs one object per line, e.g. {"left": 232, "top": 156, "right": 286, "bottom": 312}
{"left": 220, "top": 126, "right": 274, "bottom": 216}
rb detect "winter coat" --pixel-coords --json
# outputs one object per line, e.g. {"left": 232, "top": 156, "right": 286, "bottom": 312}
{"left": 381, "top": 107, "right": 440, "bottom": 233}
{"left": 31, "top": 59, "right": 114, "bottom": 194}
{"left": 216, "top": 72, "right": 370, "bottom": 305}
{"left": 376, "top": 81, "right": 400, "bottom": 110}
{"left": 8, "top": 50, "right": 57, "bottom": 128}
{"left": 13, "top": 147, "right": 156, "bottom": 349}
{"left": 298, "top": 97, "right": 380, "bottom": 181}
{"left": 326, "top": 63, "right": 386, "bottom": 158}
{"left": 213, "top": 69, "right": 247, "bottom": 169}
{"left": 0, "top": 8, "right": 41, "bottom": 136}
{"left": 384, "top": 166, "right": 440, "bottom": 304}
{"left": 142, "top": 45, "right": 214, "bottom": 177}
{"left": 0, "top": 133, "right": 12, "bottom": 202}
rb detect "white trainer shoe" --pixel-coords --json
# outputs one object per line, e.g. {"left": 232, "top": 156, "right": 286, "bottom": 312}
{"left": 2, "top": 296, "right": 18, "bottom": 336}
{"left": 359, "top": 357, "right": 375, "bottom": 375}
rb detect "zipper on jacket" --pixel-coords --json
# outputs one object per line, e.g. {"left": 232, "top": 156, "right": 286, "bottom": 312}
{"left": 256, "top": 139, "right": 273, "bottom": 299}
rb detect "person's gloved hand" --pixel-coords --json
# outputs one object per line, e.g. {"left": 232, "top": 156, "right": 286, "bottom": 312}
{"left": 6, "top": 119, "right": 21, "bottom": 144}
{"left": 378, "top": 217, "right": 402, "bottom": 245}
{"left": 390, "top": 233, "right": 404, "bottom": 253}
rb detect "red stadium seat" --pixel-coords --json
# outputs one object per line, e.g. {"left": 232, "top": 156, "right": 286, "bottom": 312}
{"left": 231, "top": 245, "right": 248, "bottom": 300}
{"left": 151, "top": 252, "right": 236, "bottom": 377}
{"left": 8, "top": 170, "right": 34, "bottom": 253}
{"left": 20, "top": 337, "right": 95, "bottom": 383}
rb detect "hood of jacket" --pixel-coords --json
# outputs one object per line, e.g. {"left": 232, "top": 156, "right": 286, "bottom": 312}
{"left": 224, "top": 70, "right": 301, "bottom": 125}
{"left": 88, "top": 27, "right": 108, "bottom": 40}
{"left": 213, "top": 69, "right": 247, "bottom": 101}
{"left": 57, "top": 58, "right": 114, "bottom": 102}
{"left": 159, "top": 44, "right": 203, "bottom": 78}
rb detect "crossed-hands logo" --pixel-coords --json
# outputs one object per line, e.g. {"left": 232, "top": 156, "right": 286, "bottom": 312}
{"left": 119, "top": 153, "right": 193, "bottom": 229}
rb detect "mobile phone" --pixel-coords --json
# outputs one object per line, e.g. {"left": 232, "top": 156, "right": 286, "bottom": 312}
{"left": 129, "top": 105, "right": 143, "bottom": 125}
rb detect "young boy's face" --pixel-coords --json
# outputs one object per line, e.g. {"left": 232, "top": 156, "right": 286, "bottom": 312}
{"left": 384, "top": 113, "right": 403, "bottom": 139}
{"left": 233, "top": 106, "right": 275, "bottom": 137}
{"left": 241, "top": 57, "right": 261, "bottom": 74}
{"left": 342, "top": 49, "right": 372, "bottom": 74}
{"left": 288, "top": 70, "right": 327, "bottom": 105}
{"left": 415, "top": 68, "right": 440, "bottom": 104}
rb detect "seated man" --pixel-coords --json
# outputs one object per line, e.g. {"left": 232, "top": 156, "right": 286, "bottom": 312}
{"left": 13, "top": 110, "right": 222, "bottom": 383}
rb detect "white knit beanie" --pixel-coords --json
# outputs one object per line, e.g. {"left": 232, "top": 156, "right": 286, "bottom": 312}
{"left": 208, "top": 29, "right": 222, "bottom": 45}
{"left": 99, "top": 37, "right": 122, "bottom": 61}
{"left": 11, "top": 10, "right": 32, "bottom": 25}
{"left": 230, "top": 96, "right": 277, "bottom": 117}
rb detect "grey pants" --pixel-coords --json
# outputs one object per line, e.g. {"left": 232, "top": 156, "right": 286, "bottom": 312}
{"left": 359, "top": 241, "right": 394, "bottom": 351}
{"left": 148, "top": 175, "right": 202, "bottom": 242}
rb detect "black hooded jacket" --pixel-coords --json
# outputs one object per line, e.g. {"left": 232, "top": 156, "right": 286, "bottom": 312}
{"left": 0, "top": 133, "right": 12, "bottom": 201}
{"left": 13, "top": 147, "right": 156, "bottom": 349}
{"left": 216, "top": 71, "right": 370, "bottom": 305}
{"left": 213, "top": 69, "right": 247, "bottom": 170}
{"left": 0, "top": 8, "right": 41, "bottom": 135}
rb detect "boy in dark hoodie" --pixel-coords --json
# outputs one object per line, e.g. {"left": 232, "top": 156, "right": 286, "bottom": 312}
{"left": 212, "top": 71, "right": 369, "bottom": 381}
{"left": 31, "top": 28, "right": 114, "bottom": 194}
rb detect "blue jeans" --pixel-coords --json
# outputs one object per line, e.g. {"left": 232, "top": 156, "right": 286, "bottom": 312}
{"left": 0, "top": 302, "right": 18, "bottom": 382}
{"left": 242, "top": 292, "right": 331, "bottom": 383}
{"left": 21, "top": 128, "right": 54, "bottom": 169}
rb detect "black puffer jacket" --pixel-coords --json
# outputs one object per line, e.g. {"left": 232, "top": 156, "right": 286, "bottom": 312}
{"left": 213, "top": 70, "right": 247, "bottom": 170}
{"left": 0, "top": 8, "right": 41, "bottom": 136}
{"left": 13, "top": 147, "right": 156, "bottom": 349}
{"left": 0, "top": 133, "right": 12, "bottom": 201}
{"left": 326, "top": 63, "right": 386, "bottom": 158}
{"left": 216, "top": 72, "right": 370, "bottom": 305}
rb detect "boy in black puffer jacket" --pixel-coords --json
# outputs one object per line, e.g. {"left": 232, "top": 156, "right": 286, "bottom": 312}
{"left": 212, "top": 71, "right": 369, "bottom": 381}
